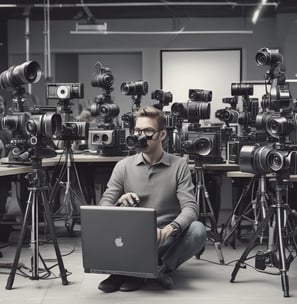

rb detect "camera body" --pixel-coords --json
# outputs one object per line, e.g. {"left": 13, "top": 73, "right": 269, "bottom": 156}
{"left": 47, "top": 83, "right": 84, "bottom": 100}
{"left": 181, "top": 125, "right": 223, "bottom": 163}
{"left": 88, "top": 128, "right": 127, "bottom": 155}
{"left": 151, "top": 89, "right": 173, "bottom": 108}
{"left": 91, "top": 62, "right": 114, "bottom": 90}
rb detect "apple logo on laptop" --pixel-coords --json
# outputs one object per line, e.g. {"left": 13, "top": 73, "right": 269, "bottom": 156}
{"left": 115, "top": 236, "right": 124, "bottom": 247}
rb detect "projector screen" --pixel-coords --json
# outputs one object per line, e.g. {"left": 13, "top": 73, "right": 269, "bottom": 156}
{"left": 161, "top": 49, "right": 242, "bottom": 123}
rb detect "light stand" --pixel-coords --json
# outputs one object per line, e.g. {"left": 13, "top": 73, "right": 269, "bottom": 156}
{"left": 194, "top": 156, "right": 224, "bottom": 264}
{"left": 48, "top": 140, "right": 86, "bottom": 233}
{"left": 6, "top": 149, "right": 68, "bottom": 289}
{"left": 230, "top": 174, "right": 297, "bottom": 297}
{"left": 222, "top": 174, "right": 271, "bottom": 247}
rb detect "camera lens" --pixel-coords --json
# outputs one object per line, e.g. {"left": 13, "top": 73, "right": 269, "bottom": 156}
{"left": 255, "top": 48, "right": 283, "bottom": 66}
{"left": 99, "top": 103, "right": 120, "bottom": 118}
{"left": 0, "top": 60, "right": 41, "bottom": 90}
{"left": 120, "top": 81, "right": 148, "bottom": 96}
{"left": 267, "top": 151, "right": 284, "bottom": 172}
{"left": 231, "top": 83, "right": 254, "bottom": 96}
{"left": 188, "top": 102, "right": 210, "bottom": 121}
{"left": 182, "top": 133, "right": 216, "bottom": 156}
{"left": 57, "top": 85, "right": 70, "bottom": 99}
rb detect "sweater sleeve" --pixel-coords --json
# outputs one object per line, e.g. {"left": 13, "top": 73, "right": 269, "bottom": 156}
{"left": 98, "top": 160, "right": 125, "bottom": 206}
{"left": 173, "top": 160, "right": 199, "bottom": 232}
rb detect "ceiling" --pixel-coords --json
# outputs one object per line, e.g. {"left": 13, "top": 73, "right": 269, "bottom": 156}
{"left": 0, "top": 1, "right": 297, "bottom": 22}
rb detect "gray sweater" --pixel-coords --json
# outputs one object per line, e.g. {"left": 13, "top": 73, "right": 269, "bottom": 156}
{"left": 99, "top": 151, "right": 199, "bottom": 232}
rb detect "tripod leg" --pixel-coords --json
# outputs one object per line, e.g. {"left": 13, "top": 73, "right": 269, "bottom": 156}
{"left": 276, "top": 205, "right": 289, "bottom": 297}
{"left": 40, "top": 190, "right": 68, "bottom": 285}
{"left": 6, "top": 192, "right": 33, "bottom": 290}
{"left": 230, "top": 206, "right": 274, "bottom": 283}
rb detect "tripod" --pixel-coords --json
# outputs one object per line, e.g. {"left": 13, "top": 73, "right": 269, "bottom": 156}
{"left": 194, "top": 158, "right": 224, "bottom": 264}
{"left": 222, "top": 174, "right": 271, "bottom": 247}
{"left": 230, "top": 174, "right": 297, "bottom": 297}
{"left": 6, "top": 152, "right": 68, "bottom": 289}
{"left": 49, "top": 140, "right": 86, "bottom": 233}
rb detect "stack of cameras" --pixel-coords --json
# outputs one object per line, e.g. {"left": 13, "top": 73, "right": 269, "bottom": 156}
{"left": 2, "top": 47, "right": 294, "bottom": 170}
{"left": 237, "top": 48, "right": 297, "bottom": 176}
{"left": 0, "top": 61, "right": 62, "bottom": 163}
{"left": 87, "top": 62, "right": 127, "bottom": 156}
{"left": 167, "top": 89, "right": 224, "bottom": 164}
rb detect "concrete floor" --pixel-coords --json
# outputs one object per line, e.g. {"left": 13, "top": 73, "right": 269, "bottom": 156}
{"left": 0, "top": 218, "right": 296, "bottom": 304}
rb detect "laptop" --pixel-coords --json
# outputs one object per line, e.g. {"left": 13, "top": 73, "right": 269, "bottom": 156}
{"left": 80, "top": 205, "right": 159, "bottom": 278}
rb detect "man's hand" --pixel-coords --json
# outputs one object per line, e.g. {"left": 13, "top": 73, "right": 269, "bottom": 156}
{"left": 157, "top": 225, "right": 174, "bottom": 246}
{"left": 117, "top": 192, "right": 140, "bottom": 206}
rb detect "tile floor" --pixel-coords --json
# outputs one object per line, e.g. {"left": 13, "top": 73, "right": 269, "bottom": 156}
{"left": 0, "top": 216, "right": 296, "bottom": 304}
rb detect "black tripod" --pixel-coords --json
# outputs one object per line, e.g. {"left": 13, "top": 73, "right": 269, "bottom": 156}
{"left": 49, "top": 140, "right": 86, "bottom": 233}
{"left": 194, "top": 158, "right": 224, "bottom": 264}
{"left": 6, "top": 152, "right": 68, "bottom": 289}
{"left": 230, "top": 174, "right": 297, "bottom": 297}
{"left": 222, "top": 174, "right": 271, "bottom": 247}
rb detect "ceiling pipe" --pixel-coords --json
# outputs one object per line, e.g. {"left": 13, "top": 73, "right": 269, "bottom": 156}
{"left": 0, "top": 2, "right": 279, "bottom": 9}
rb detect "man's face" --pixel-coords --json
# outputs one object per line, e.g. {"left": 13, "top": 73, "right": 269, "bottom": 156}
{"left": 134, "top": 116, "right": 164, "bottom": 153}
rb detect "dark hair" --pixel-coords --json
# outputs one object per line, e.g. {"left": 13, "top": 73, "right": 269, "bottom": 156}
{"left": 134, "top": 106, "right": 166, "bottom": 130}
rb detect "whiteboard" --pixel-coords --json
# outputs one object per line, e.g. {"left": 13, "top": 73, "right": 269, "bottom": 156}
{"left": 161, "top": 49, "right": 241, "bottom": 123}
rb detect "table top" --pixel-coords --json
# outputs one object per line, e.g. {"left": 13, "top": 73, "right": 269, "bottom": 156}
{"left": 0, "top": 154, "right": 125, "bottom": 177}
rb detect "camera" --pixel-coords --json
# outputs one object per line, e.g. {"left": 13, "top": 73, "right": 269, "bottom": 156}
{"left": 215, "top": 108, "right": 239, "bottom": 124}
{"left": 90, "top": 102, "right": 119, "bottom": 118}
{"left": 239, "top": 144, "right": 297, "bottom": 175}
{"left": 255, "top": 48, "right": 283, "bottom": 67}
{"left": 60, "top": 121, "right": 89, "bottom": 141}
{"left": 88, "top": 129, "right": 127, "bottom": 155}
{"left": 121, "top": 81, "right": 148, "bottom": 96}
{"left": 189, "top": 89, "right": 212, "bottom": 102}
{"left": 91, "top": 62, "right": 114, "bottom": 90}
{"left": 255, "top": 111, "right": 296, "bottom": 140}
{"left": 181, "top": 126, "right": 222, "bottom": 163}
{"left": 171, "top": 101, "right": 210, "bottom": 123}
{"left": 0, "top": 111, "right": 62, "bottom": 162}
{"left": 171, "top": 88, "right": 212, "bottom": 123}
{"left": 151, "top": 89, "right": 173, "bottom": 107}
{"left": 47, "top": 83, "right": 84, "bottom": 100}
{"left": 1, "top": 112, "right": 61, "bottom": 140}
{"left": 0, "top": 60, "right": 41, "bottom": 91}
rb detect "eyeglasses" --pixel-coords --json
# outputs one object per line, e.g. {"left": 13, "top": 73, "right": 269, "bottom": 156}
{"left": 133, "top": 128, "right": 161, "bottom": 137}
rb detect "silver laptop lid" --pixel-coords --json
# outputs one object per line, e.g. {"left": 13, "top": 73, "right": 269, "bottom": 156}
{"left": 80, "top": 205, "right": 159, "bottom": 278}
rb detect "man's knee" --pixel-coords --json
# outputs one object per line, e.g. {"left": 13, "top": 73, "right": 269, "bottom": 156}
{"left": 187, "top": 221, "right": 207, "bottom": 244}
